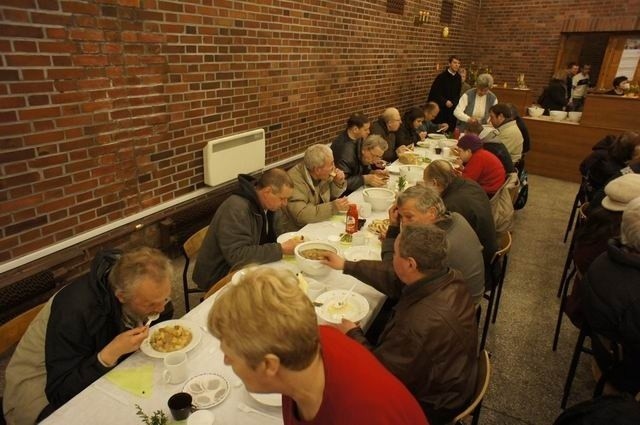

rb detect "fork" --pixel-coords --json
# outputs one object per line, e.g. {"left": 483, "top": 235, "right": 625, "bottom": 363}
{"left": 144, "top": 313, "right": 159, "bottom": 327}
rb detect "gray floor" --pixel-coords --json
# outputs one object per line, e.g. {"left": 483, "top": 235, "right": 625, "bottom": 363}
{"left": 1, "top": 174, "right": 597, "bottom": 424}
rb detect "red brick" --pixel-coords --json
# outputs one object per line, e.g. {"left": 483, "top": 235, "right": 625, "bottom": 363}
{"left": 18, "top": 106, "right": 60, "bottom": 120}
{"left": 61, "top": 1, "right": 99, "bottom": 15}
{"left": 10, "top": 81, "right": 54, "bottom": 93}
{"left": 0, "top": 122, "right": 30, "bottom": 136}
{"left": 69, "top": 28, "right": 104, "bottom": 41}
{"left": 0, "top": 24, "right": 43, "bottom": 38}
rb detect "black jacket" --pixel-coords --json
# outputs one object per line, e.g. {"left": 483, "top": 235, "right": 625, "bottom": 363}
{"left": 331, "top": 137, "right": 370, "bottom": 195}
{"left": 370, "top": 117, "right": 398, "bottom": 163}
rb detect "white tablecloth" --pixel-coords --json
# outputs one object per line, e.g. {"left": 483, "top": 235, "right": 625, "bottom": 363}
{"left": 41, "top": 189, "right": 388, "bottom": 425}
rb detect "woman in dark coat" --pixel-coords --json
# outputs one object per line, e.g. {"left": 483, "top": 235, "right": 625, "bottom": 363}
{"left": 538, "top": 70, "right": 568, "bottom": 114}
{"left": 396, "top": 107, "right": 426, "bottom": 148}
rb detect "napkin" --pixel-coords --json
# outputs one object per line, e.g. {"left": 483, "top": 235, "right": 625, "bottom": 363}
{"left": 105, "top": 364, "right": 154, "bottom": 398}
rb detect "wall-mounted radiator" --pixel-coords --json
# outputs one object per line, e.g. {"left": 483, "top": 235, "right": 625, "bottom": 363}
{"left": 203, "top": 129, "right": 266, "bottom": 187}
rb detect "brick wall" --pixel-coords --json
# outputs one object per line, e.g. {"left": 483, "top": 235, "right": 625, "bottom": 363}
{"left": 474, "top": 0, "right": 640, "bottom": 100}
{"left": 0, "top": 0, "right": 480, "bottom": 265}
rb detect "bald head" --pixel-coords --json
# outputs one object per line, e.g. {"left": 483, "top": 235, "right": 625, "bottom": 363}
{"left": 382, "top": 108, "right": 401, "bottom": 132}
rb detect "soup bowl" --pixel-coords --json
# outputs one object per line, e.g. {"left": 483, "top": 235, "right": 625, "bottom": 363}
{"left": 294, "top": 241, "right": 338, "bottom": 277}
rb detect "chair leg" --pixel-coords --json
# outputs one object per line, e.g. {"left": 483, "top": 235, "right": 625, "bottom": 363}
{"left": 491, "top": 254, "right": 509, "bottom": 324}
{"left": 480, "top": 288, "right": 496, "bottom": 351}
{"left": 553, "top": 267, "right": 576, "bottom": 351}
{"left": 561, "top": 327, "right": 588, "bottom": 409}
{"left": 557, "top": 234, "right": 578, "bottom": 298}
{"left": 563, "top": 189, "right": 581, "bottom": 243}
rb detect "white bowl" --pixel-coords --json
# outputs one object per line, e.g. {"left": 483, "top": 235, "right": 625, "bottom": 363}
{"left": 527, "top": 106, "right": 544, "bottom": 117}
{"left": 362, "top": 188, "right": 395, "bottom": 211}
{"left": 294, "top": 241, "right": 337, "bottom": 277}
{"left": 567, "top": 111, "right": 582, "bottom": 122}
{"left": 399, "top": 165, "right": 424, "bottom": 184}
{"left": 549, "top": 110, "right": 567, "bottom": 121}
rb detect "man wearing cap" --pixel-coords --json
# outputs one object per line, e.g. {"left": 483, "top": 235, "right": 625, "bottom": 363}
{"left": 581, "top": 195, "right": 640, "bottom": 395}
{"left": 457, "top": 134, "right": 506, "bottom": 196}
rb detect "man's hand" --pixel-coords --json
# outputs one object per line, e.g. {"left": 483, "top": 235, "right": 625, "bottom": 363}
{"left": 445, "top": 100, "right": 453, "bottom": 108}
{"left": 281, "top": 236, "right": 304, "bottom": 255}
{"left": 99, "top": 326, "right": 149, "bottom": 366}
{"left": 388, "top": 203, "right": 400, "bottom": 226}
{"left": 334, "top": 318, "right": 359, "bottom": 334}
{"left": 333, "top": 197, "right": 350, "bottom": 212}
{"left": 320, "top": 251, "right": 346, "bottom": 270}
{"left": 332, "top": 168, "right": 346, "bottom": 184}
{"left": 468, "top": 117, "right": 479, "bottom": 125}
{"left": 364, "top": 173, "right": 388, "bottom": 187}
{"left": 438, "top": 123, "right": 449, "bottom": 131}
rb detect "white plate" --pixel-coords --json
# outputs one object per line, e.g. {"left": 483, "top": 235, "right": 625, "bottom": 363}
{"left": 315, "top": 290, "right": 369, "bottom": 324}
{"left": 183, "top": 373, "right": 230, "bottom": 409}
{"left": 427, "top": 133, "right": 446, "bottom": 139}
{"left": 276, "top": 231, "right": 306, "bottom": 244}
{"left": 344, "top": 246, "right": 380, "bottom": 262}
{"left": 416, "top": 140, "right": 431, "bottom": 148}
{"left": 140, "top": 319, "right": 202, "bottom": 359}
{"left": 248, "top": 392, "right": 282, "bottom": 407}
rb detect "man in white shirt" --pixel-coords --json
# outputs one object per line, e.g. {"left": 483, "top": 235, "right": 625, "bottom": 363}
{"left": 571, "top": 64, "right": 591, "bottom": 111}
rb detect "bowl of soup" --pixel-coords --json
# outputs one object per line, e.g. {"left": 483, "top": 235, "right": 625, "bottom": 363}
{"left": 294, "top": 241, "right": 338, "bottom": 277}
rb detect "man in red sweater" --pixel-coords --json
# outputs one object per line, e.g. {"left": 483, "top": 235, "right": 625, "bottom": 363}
{"left": 208, "top": 267, "right": 429, "bottom": 425}
{"left": 457, "top": 134, "right": 506, "bottom": 196}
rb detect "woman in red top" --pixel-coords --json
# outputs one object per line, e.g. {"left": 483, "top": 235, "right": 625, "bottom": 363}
{"left": 457, "top": 134, "right": 506, "bottom": 196}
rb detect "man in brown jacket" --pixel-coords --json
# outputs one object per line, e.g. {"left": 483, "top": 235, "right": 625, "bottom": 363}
{"left": 322, "top": 224, "right": 478, "bottom": 425}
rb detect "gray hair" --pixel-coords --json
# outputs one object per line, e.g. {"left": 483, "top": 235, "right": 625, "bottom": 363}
{"left": 381, "top": 107, "right": 400, "bottom": 123}
{"left": 621, "top": 197, "right": 640, "bottom": 251}
{"left": 476, "top": 73, "right": 494, "bottom": 89}
{"left": 397, "top": 185, "right": 446, "bottom": 218}
{"left": 398, "top": 224, "right": 447, "bottom": 272}
{"left": 424, "top": 160, "right": 455, "bottom": 190}
{"left": 303, "top": 144, "right": 332, "bottom": 170}
{"left": 108, "top": 246, "right": 174, "bottom": 298}
{"left": 362, "top": 134, "right": 388, "bottom": 152}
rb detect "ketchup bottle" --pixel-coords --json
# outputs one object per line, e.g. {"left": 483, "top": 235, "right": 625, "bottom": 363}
{"left": 453, "top": 127, "right": 461, "bottom": 140}
{"left": 345, "top": 204, "right": 359, "bottom": 234}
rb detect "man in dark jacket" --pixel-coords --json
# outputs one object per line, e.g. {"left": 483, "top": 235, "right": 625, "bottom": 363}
{"left": 427, "top": 55, "right": 462, "bottom": 130}
{"left": 370, "top": 107, "right": 404, "bottom": 162}
{"left": 3, "top": 247, "right": 174, "bottom": 424}
{"left": 332, "top": 134, "right": 389, "bottom": 195}
{"left": 322, "top": 224, "right": 478, "bottom": 425}
{"left": 330, "top": 112, "right": 370, "bottom": 158}
{"left": 581, "top": 198, "right": 640, "bottom": 395}
{"left": 193, "top": 169, "right": 301, "bottom": 289}
{"left": 424, "top": 160, "right": 498, "bottom": 268}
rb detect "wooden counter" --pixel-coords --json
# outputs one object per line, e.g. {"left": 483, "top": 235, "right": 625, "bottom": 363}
{"left": 492, "top": 87, "right": 533, "bottom": 116}
{"left": 581, "top": 94, "right": 640, "bottom": 131}
{"left": 524, "top": 116, "right": 623, "bottom": 183}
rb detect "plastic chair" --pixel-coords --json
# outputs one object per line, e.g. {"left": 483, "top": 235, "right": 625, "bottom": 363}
{"left": 480, "top": 231, "right": 512, "bottom": 351}
{"left": 453, "top": 350, "right": 491, "bottom": 425}
{"left": 181, "top": 226, "right": 209, "bottom": 312}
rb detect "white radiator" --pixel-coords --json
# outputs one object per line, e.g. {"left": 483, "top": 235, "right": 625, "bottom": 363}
{"left": 203, "top": 129, "right": 266, "bottom": 187}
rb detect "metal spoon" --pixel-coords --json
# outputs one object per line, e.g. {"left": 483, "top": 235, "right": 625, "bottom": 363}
{"left": 144, "top": 313, "right": 159, "bottom": 327}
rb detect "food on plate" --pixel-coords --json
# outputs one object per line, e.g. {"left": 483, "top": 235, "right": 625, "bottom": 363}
{"left": 149, "top": 325, "right": 193, "bottom": 352}
{"left": 339, "top": 233, "right": 353, "bottom": 244}
{"left": 299, "top": 248, "right": 333, "bottom": 260}
{"left": 398, "top": 152, "right": 420, "bottom": 165}
{"left": 368, "top": 219, "right": 390, "bottom": 237}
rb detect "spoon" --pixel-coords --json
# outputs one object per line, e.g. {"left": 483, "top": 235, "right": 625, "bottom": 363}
{"left": 335, "top": 283, "right": 357, "bottom": 309}
{"left": 144, "top": 313, "right": 159, "bottom": 327}
{"left": 238, "top": 402, "right": 278, "bottom": 420}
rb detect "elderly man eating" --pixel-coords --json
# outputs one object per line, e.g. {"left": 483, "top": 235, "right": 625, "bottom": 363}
{"left": 278, "top": 144, "right": 349, "bottom": 233}
{"left": 4, "top": 247, "right": 174, "bottom": 425}
{"left": 334, "top": 134, "right": 390, "bottom": 195}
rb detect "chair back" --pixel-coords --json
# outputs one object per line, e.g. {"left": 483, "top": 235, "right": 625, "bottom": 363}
{"left": 453, "top": 349, "right": 492, "bottom": 424}
{"left": 490, "top": 173, "right": 518, "bottom": 233}
{"left": 491, "top": 231, "right": 512, "bottom": 264}
{"left": 0, "top": 303, "right": 45, "bottom": 356}
{"left": 181, "top": 226, "right": 210, "bottom": 311}
{"left": 203, "top": 270, "right": 238, "bottom": 300}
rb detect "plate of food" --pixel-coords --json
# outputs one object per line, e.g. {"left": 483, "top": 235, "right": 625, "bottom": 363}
{"left": 276, "top": 232, "right": 306, "bottom": 244}
{"left": 248, "top": 391, "right": 282, "bottom": 407}
{"left": 140, "top": 320, "right": 202, "bottom": 359}
{"left": 315, "top": 290, "right": 370, "bottom": 324}
{"left": 183, "top": 373, "right": 230, "bottom": 409}
{"left": 368, "top": 219, "right": 390, "bottom": 238}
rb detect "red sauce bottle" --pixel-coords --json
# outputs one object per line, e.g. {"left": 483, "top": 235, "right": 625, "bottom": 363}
{"left": 345, "top": 204, "right": 359, "bottom": 234}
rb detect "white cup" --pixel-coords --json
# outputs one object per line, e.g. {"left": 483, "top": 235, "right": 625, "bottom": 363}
{"left": 163, "top": 352, "right": 189, "bottom": 384}
{"left": 442, "top": 147, "right": 451, "bottom": 158}
{"left": 358, "top": 202, "right": 372, "bottom": 218}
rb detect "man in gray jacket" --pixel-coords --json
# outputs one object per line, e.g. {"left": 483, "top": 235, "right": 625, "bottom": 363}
{"left": 193, "top": 168, "right": 302, "bottom": 290}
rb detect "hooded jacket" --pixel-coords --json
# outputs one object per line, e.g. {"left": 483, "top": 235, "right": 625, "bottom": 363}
{"left": 4, "top": 250, "right": 125, "bottom": 425}
{"left": 192, "top": 174, "right": 282, "bottom": 289}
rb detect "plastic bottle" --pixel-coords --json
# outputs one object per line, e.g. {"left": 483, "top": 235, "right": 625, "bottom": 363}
{"left": 345, "top": 204, "right": 359, "bottom": 234}
{"left": 453, "top": 127, "right": 461, "bottom": 140}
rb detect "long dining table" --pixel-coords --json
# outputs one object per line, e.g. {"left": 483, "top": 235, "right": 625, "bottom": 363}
{"left": 40, "top": 186, "right": 399, "bottom": 425}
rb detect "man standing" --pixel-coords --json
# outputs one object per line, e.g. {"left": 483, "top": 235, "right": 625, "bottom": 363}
{"left": 427, "top": 55, "right": 462, "bottom": 130}
{"left": 322, "top": 224, "right": 478, "bottom": 424}
{"left": 571, "top": 64, "right": 591, "bottom": 111}
{"left": 565, "top": 62, "right": 580, "bottom": 103}
{"left": 193, "top": 168, "right": 302, "bottom": 289}
{"left": 4, "top": 247, "right": 174, "bottom": 424}
{"left": 278, "top": 144, "right": 349, "bottom": 233}
{"left": 334, "top": 134, "right": 389, "bottom": 195}
{"left": 208, "top": 267, "right": 429, "bottom": 425}
{"left": 370, "top": 107, "right": 406, "bottom": 162}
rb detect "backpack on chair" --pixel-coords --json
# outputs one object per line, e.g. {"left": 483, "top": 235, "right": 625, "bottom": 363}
{"left": 514, "top": 167, "right": 528, "bottom": 210}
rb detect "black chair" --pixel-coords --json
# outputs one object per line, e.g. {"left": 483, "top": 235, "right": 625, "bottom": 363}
{"left": 480, "top": 232, "right": 512, "bottom": 351}
{"left": 562, "top": 177, "right": 588, "bottom": 243}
